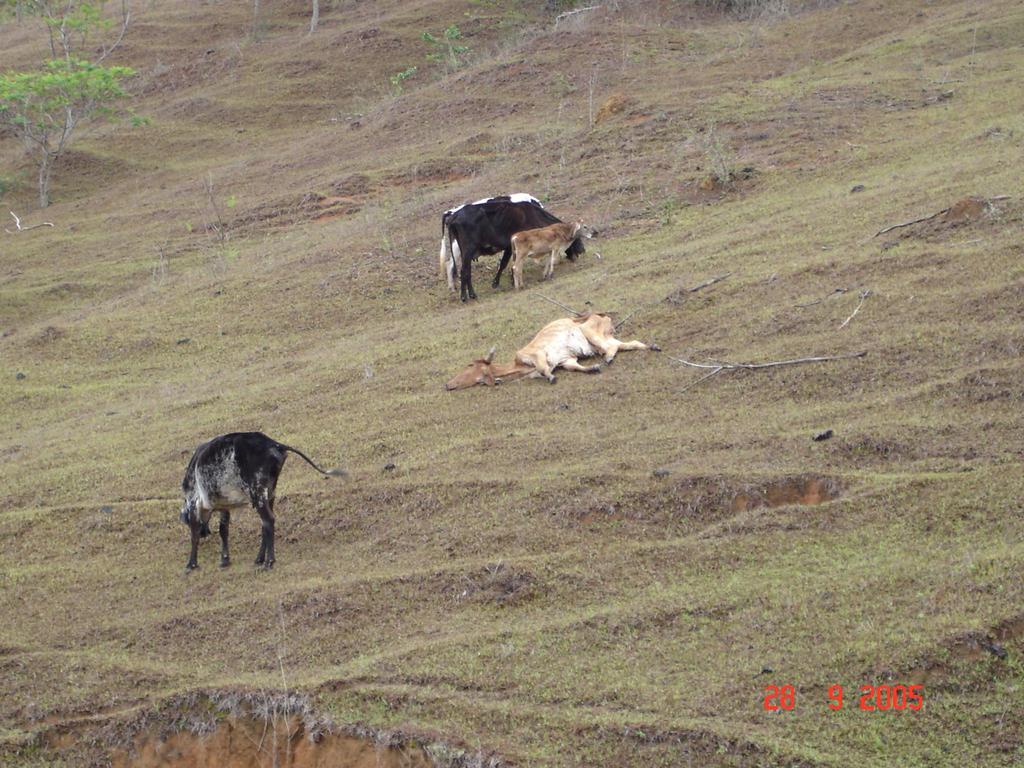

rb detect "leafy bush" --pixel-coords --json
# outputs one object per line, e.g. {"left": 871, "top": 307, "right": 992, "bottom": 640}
{"left": 422, "top": 25, "right": 470, "bottom": 70}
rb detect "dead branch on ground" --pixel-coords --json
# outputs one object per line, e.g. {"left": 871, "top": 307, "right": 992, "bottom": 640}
{"left": 795, "top": 287, "right": 848, "bottom": 308}
{"left": 615, "top": 272, "right": 731, "bottom": 330}
{"left": 536, "top": 293, "right": 582, "bottom": 316}
{"left": 555, "top": 5, "right": 599, "bottom": 26}
{"left": 668, "top": 351, "right": 867, "bottom": 392}
{"left": 872, "top": 208, "right": 950, "bottom": 238}
{"left": 868, "top": 195, "right": 1011, "bottom": 241}
{"left": 839, "top": 289, "right": 871, "bottom": 329}
{"left": 5, "top": 211, "right": 54, "bottom": 234}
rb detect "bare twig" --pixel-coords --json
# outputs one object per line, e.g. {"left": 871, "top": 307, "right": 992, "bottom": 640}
{"left": 866, "top": 196, "right": 1010, "bottom": 243}
{"left": 536, "top": 293, "right": 581, "bottom": 315}
{"left": 678, "top": 366, "right": 724, "bottom": 392}
{"left": 668, "top": 350, "right": 866, "bottom": 391}
{"left": 839, "top": 289, "right": 871, "bottom": 329}
{"left": 795, "top": 287, "right": 848, "bottom": 308}
{"left": 615, "top": 272, "right": 731, "bottom": 330}
{"left": 555, "top": 5, "right": 599, "bottom": 26}
{"left": 5, "top": 211, "right": 54, "bottom": 234}
{"left": 872, "top": 208, "right": 950, "bottom": 238}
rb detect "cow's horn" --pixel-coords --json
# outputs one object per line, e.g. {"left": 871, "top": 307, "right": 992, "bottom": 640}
{"left": 485, "top": 346, "right": 496, "bottom": 363}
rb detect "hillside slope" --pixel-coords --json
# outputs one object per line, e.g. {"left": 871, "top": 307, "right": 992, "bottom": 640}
{"left": 1, "top": 1, "right": 1022, "bottom": 765}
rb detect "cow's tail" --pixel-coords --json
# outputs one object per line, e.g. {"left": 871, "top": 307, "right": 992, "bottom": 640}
{"left": 279, "top": 443, "right": 347, "bottom": 477}
{"left": 440, "top": 216, "right": 459, "bottom": 291}
{"left": 439, "top": 220, "right": 451, "bottom": 280}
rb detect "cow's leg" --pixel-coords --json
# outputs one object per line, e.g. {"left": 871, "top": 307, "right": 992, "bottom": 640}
{"left": 545, "top": 249, "right": 557, "bottom": 279}
{"left": 218, "top": 510, "right": 231, "bottom": 568}
{"left": 526, "top": 353, "right": 556, "bottom": 383}
{"left": 512, "top": 245, "right": 525, "bottom": 290}
{"left": 560, "top": 358, "right": 602, "bottom": 374}
{"left": 493, "top": 247, "right": 513, "bottom": 289}
{"left": 186, "top": 518, "right": 201, "bottom": 572}
{"left": 604, "top": 339, "right": 654, "bottom": 363}
{"left": 460, "top": 252, "right": 477, "bottom": 302}
{"left": 255, "top": 501, "right": 275, "bottom": 569}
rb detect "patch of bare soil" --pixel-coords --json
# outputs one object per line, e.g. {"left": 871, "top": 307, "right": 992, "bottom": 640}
{"left": 595, "top": 93, "right": 632, "bottom": 124}
{"left": 108, "top": 718, "right": 433, "bottom": 768}
{"left": 40, "top": 692, "right": 509, "bottom": 768}
{"left": 883, "top": 195, "right": 1012, "bottom": 245}
{"left": 730, "top": 475, "right": 839, "bottom": 512}
{"left": 228, "top": 192, "right": 362, "bottom": 233}
{"left": 905, "top": 614, "right": 1023, "bottom": 686}
{"left": 552, "top": 474, "right": 839, "bottom": 529}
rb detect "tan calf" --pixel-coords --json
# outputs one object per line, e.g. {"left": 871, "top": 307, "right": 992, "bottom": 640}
{"left": 510, "top": 221, "right": 590, "bottom": 289}
{"left": 445, "top": 312, "right": 660, "bottom": 390}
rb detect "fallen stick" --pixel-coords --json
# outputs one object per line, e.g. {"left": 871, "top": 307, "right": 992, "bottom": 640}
{"left": 838, "top": 289, "right": 871, "bottom": 329}
{"left": 872, "top": 208, "right": 950, "bottom": 238}
{"left": 615, "top": 272, "right": 731, "bottom": 330}
{"left": 5, "top": 210, "right": 54, "bottom": 234}
{"left": 867, "top": 194, "right": 1010, "bottom": 241}
{"left": 555, "top": 4, "right": 599, "bottom": 26}
{"left": 535, "top": 293, "right": 581, "bottom": 316}
{"left": 795, "top": 287, "right": 848, "bottom": 308}
{"left": 668, "top": 350, "right": 866, "bottom": 391}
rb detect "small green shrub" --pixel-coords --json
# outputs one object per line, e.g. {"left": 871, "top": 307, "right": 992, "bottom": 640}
{"left": 422, "top": 25, "right": 470, "bottom": 70}
{"left": 389, "top": 65, "right": 417, "bottom": 95}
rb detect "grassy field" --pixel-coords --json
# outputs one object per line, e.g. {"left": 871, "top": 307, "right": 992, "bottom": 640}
{"left": 1, "top": 0, "right": 1022, "bottom": 765}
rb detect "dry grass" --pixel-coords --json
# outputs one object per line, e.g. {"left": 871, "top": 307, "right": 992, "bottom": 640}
{"left": 1, "top": 0, "right": 1023, "bottom": 765}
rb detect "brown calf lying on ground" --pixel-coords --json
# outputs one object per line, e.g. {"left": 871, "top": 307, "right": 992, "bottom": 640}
{"left": 445, "top": 312, "right": 660, "bottom": 389}
{"left": 510, "top": 220, "right": 591, "bottom": 289}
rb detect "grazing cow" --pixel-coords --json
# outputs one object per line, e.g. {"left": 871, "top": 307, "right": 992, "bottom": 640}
{"left": 439, "top": 194, "right": 587, "bottom": 301}
{"left": 445, "top": 312, "right": 660, "bottom": 389}
{"left": 511, "top": 220, "right": 592, "bottom": 289}
{"left": 179, "top": 432, "right": 344, "bottom": 572}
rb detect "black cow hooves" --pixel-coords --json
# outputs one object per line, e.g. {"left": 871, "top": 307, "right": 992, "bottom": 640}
{"left": 589, "top": 366, "right": 603, "bottom": 374}
{"left": 547, "top": 376, "right": 557, "bottom": 384}
{"left": 220, "top": 558, "right": 231, "bottom": 568}
{"left": 185, "top": 563, "right": 198, "bottom": 573}
{"left": 649, "top": 343, "right": 662, "bottom": 352}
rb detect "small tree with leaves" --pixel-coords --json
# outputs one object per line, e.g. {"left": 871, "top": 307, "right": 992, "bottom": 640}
{"left": 0, "top": 0, "right": 135, "bottom": 207}
{"left": 0, "top": 58, "right": 134, "bottom": 207}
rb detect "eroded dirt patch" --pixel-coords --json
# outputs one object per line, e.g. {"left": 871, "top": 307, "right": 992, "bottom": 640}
{"left": 40, "top": 692, "right": 507, "bottom": 768}
{"left": 907, "top": 613, "right": 1023, "bottom": 686}
{"left": 110, "top": 718, "right": 433, "bottom": 768}
{"left": 556, "top": 474, "right": 840, "bottom": 528}
{"left": 730, "top": 475, "right": 839, "bottom": 512}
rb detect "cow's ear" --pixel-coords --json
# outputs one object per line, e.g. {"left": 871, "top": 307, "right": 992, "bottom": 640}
{"left": 484, "top": 368, "right": 496, "bottom": 386}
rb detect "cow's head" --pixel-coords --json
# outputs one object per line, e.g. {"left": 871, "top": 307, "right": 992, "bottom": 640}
{"left": 572, "top": 221, "right": 595, "bottom": 240}
{"left": 446, "top": 347, "right": 500, "bottom": 391}
{"left": 445, "top": 348, "right": 536, "bottom": 390}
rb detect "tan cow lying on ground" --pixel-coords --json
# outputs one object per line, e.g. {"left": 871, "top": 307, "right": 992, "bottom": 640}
{"left": 511, "top": 221, "right": 592, "bottom": 289}
{"left": 445, "top": 312, "right": 660, "bottom": 389}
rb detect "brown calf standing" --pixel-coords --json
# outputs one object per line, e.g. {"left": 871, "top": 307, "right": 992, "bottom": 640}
{"left": 510, "top": 221, "right": 591, "bottom": 290}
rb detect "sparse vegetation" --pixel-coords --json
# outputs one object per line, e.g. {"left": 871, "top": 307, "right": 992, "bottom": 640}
{"left": 422, "top": 24, "right": 470, "bottom": 70}
{"left": 1, "top": 1, "right": 1022, "bottom": 766}
{"left": 389, "top": 65, "right": 417, "bottom": 94}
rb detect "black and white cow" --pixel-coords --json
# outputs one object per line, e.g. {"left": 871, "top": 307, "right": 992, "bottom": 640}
{"left": 179, "top": 432, "right": 344, "bottom": 572}
{"left": 440, "top": 194, "right": 587, "bottom": 301}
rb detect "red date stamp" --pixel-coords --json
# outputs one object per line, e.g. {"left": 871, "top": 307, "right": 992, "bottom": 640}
{"left": 763, "top": 684, "right": 924, "bottom": 712}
